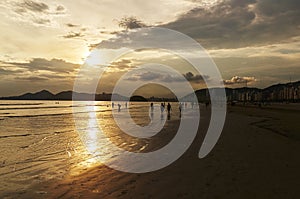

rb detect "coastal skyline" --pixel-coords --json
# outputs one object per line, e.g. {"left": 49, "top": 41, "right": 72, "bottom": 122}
{"left": 0, "top": 0, "right": 299, "bottom": 96}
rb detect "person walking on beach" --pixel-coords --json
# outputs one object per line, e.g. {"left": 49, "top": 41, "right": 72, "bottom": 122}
{"left": 179, "top": 103, "right": 182, "bottom": 113}
{"left": 150, "top": 102, "right": 154, "bottom": 112}
{"left": 150, "top": 102, "right": 154, "bottom": 119}
{"left": 167, "top": 103, "right": 172, "bottom": 120}
{"left": 112, "top": 102, "right": 114, "bottom": 108}
{"left": 167, "top": 103, "right": 171, "bottom": 114}
{"left": 179, "top": 103, "right": 182, "bottom": 118}
{"left": 118, "top": 103, "right": 121, "bottom": 112}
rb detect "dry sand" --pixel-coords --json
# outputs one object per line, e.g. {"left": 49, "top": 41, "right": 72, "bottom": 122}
{"left": 4, "top": 104, "right": 300, "bottom": 199}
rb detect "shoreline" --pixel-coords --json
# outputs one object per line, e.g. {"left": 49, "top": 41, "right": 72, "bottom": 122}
{"left": 1, "top": 104, "right": 300, "bottom": 198}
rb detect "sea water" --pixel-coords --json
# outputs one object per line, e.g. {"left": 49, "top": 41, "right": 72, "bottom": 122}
{"left": 0, "top": 100, "right": 186, "bottom": 194}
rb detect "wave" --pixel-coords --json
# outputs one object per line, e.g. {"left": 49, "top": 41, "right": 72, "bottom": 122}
{"left": 0, "top": 133, "right": 32, "bottom": 139}
{"left": 0, "top": 103, "right": 44, "bottom": 106}
{"left": 3, "top": 109, "right": 110, "bottom": 119}
{"left": 0, "top": 129, "right": 74, "bottom": 139}
{"left": 0, "top": 104, "right": 108, "bottom": 111}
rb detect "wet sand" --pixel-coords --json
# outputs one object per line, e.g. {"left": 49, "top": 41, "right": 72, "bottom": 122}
{"left": 2, "top": 104, "right": 300, "bottom": 199}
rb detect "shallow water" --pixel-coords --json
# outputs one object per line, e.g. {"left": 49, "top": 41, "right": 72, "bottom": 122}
{"left": 0, "top": 100, "right": 195, "bottom": 194}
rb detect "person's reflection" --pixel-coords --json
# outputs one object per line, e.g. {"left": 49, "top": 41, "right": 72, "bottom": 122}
{"left": 160, "top": 111, "right": 164, "bottom": 121}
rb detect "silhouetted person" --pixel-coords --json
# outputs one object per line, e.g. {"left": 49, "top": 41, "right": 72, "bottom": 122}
{"left": 179, "top": 103, "right": 182, "bottom": 118}
{"left": 125, "top": 102, "right": 127, "bottom": 108}
{"left": 118, "top": 104, "right": 121, "bottom": 112}
{"left": 150, "top": 102, "right": 154, "bottom": 112}
{"left": 167, "top": 103, "right": 171, "bottom": 114}
{"left": 112, "top": 102, "right": 115, "bottom": 108}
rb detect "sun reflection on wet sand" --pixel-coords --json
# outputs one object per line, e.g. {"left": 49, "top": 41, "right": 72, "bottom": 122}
{"left": 86, "top": 111, "right": 99, "bottom": 154}
{"left": 70, "top": 102, "right": 108, "bottom": 175}
{"left": 70, "top": 101, "right": 184, "bottom": 174}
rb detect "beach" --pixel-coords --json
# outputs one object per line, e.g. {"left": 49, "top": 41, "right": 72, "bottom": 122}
{"left": 0, "top": 101, "right": 299, "bottom": 198}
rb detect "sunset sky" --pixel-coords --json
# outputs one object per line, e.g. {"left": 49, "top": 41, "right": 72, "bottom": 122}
{"left": 0, "top": 0, "right": 299, "bottom": 97}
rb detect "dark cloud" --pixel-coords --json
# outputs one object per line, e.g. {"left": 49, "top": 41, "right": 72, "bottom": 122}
{"left": 63, "top": 32, "right": 84, "bottom": 39}
{"left": 255, "top": 0, "right": 299, "bottom": 16}
{"left": 99, "top": 30, "right": 120, "bottom": 35}
{"left": 3, "top": 58, "right": 79, "bottom": 74}
{"left": 18, "top": 0, "right": 49, "bottom": 13}
{"left": 224, "top": 76, "right": 256, "bottom": 85}
{"left": 6, "top": 1, "right": 66, "bottom": 26}
{"left": 126, "top": 71, "right": 208, "bottom": 84}
{"left": 162, "top": 0, "right": 300, "bottom": 48}
{"left": 56, "top": 5, "right": 65, "bottom": 12}
{"left": 109, "top": 59, "right": 133, "bottom": 70}
{"left": 33, "top": 18, "right": 50, "bottom": 25}
{"left": 183, "top": 72, "right": 208, "bottom": 83}
{"left": 0, "top": 67, "right": 24, "bottom": 75}
{"left": 65, "top": 23, "right": 79, "bottom": 28}
{"left": 94, "top": 27, "right": 202, "bottom": 51}
{"left": 136, "top": 72, "right": 163, "bottom": 81}
{"left": 15, "top": 76, "right": 48, "bottom": 81}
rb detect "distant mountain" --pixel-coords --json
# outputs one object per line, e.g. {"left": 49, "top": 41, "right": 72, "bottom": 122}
{"left": 0, "top": 90, "right": 129, "bottom": 101}
{"left": 1, "top": 80, "right": 299, "bottom": 102}
{"left": 130, "top": 95, "right": 147, "bottom": 102}
{"left": 2, "top": 90, "right": 55, "bottom": 100}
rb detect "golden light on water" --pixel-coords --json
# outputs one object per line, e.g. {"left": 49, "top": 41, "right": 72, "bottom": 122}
{"left": 70, "top": 104, "right": 105, "bottom": 174}
{"left": 86, "top": 117, "right": 99, "bottom": 154}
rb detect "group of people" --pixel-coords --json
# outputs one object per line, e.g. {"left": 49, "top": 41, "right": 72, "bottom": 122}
{"left": 111, "top": 102, "right": 127, "bottom": 112}
{"left": 158, "top": 102, "right": 172, "bottom": 114}
{"left": 111, "top": 101, "right": 197, "bottom": 115}
{"left": 150, "top": 102, "right": 182, "bottom": 118}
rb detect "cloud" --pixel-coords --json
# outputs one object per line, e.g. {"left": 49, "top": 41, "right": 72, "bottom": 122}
{"left": 0, "top": 67, "right": 25, "bottom": 77}
{"left": 18, "top": 0, "right": 49, "bottom": 13}
{"left": 63, "top": 31, "right": 84, "bottom": 39}
{"left": 65, "top": 23, "right": 79, "bottom": 28}
{"left": 15, "top": 76, "right": 48, "bottom": 81}
{"left": 162, "top": 0, "right": 300, "bottom": 48}
{"left": 183, "top": 72, "right": 208, "bottom": 83}
{"left": 126, "top": 71, "right": 207, "bottom": 84}
{"left": 224, "top": 76, "right": 257, "bottom": 85}
{"left": 93, "top": 27, "right": 204, "bottom": 51}
{"left": 1, "top": 0, "right": 66, "bottom": 26}
{"left": 3, "top": 58, "right": 79, "bottom": 74}
{"left": 0, "top": 58, "right": 79, "bottom": 95}
{"left": 129, "top": 71, "right": 164, "bottom": 81}
{"left": 56, "top": 5, "right": 65, "bottom": 12}
{"left": 109, "top": 59, "right": 133, "bottom": 71}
